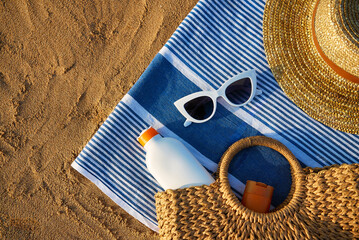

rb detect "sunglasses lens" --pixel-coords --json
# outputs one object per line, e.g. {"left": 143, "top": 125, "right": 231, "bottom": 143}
{"left": 225, "top": 77, "right": 252, "bottom": 105}
{"left": 184, "top": 96, "right": 214, "bottom": 121}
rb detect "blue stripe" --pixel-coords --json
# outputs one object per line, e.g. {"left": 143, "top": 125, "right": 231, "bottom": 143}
{"left": 167, "top": 38, "right": 225, "bottom": 86}
{"left": 180, "top": 19, "right": 248, "bottom": 74}
{"left": 212, "top": 2, "right": 264, "bottom": 48}
{"left": 170, "top": 17, "right": 243, "bottom": 83}
{"left": 116, "top": 103, "right": 147, "bottom": 130}
{"left": 180, "top": 18, "right": 248, "bottom": 73}
{"left": 232, "top": 0, "right": 264, "bottom": 18}
{"left": 179, "top": 4, "right": 267, "bottom": 74}
{"left": 169, "top": 25, "right": 254, "bottom": 85}
{"left": 172, "top": 31, "right": 235, "bottom": 77}
{"left": 198, "top": 1, "right": 266, "bottom": 58}
{"left": 101, "top": 117, "right": 147, "bottom": 168}
{"left": 222, "top": 1, "right": 263, "bottom": 30}
{"left": 96, "top": 123, "right": 151, "bottom": 180}
{"left": 111, "top": 109, "right": 145, "bottom": 154}
{"left": 108, "top": 110, "right": 143, "bottom": 145}
{"left": 204, "top": 1, "right": 264, "bottom": 43}
{"left": 94, "top": 126, "right": 150, "bottom": 180}
{"left": 75, "top": 159, "right": 156, "bottom": 224}
{"left": 184, "top": 11, "right": 266, "bottom": 74}
{"left": 75, "top": 158, "right": 157, "bottom": 223}
{"left": 117, "top": 103, "right": 148, "bottom": 129}
{"left": 113, "top": 106, "right": 145, "bottom": 135}
{"left": 182, "top": 12, "right": 259, "bottom": 71}
{"left": 164, "top": 43, "right": 218, "bottom": 88}
{"left": 80, "top": 145, "right": 157, "bottom": 216}
{"left": 187, "top": 2, "right": 263, "bottom": 79}
{"left": 172, "top": 32, "right": 230, "bottom": 80}
{"left": 88, "top": 136, "right": 160, "bottom": 197}
{"left": 164, "top": 43, "right": 219, "bottom": 89}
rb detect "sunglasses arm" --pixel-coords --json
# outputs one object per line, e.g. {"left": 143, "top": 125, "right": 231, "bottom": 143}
{"left": 256, "top": 89, "right": 263, "bottom": 96}
{"left": 184, "top": 119, "right": 192, "bottom": 127}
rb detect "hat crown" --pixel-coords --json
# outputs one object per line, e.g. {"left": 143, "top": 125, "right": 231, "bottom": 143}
{"left": 313, "top": 0, "right": 359, "bottom": 80}
{"left": 338, "top": 0, "right": 359, "bottom": 46}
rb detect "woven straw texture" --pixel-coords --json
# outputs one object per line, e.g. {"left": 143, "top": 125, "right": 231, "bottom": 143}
{"left": 155, "top": 136, "right": 359, "bottom": 239}
{"left": 262, "top": 0, "right": 359, "bottom": 134}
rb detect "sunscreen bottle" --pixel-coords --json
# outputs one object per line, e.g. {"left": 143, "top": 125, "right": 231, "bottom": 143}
{"left": 138, "top": 127, "right": 215, "bottom": 190}
{"left": 241, "top": 180, "right": 274, "bottom": 213}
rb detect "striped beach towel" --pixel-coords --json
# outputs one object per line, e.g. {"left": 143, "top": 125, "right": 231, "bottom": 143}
{"left": 71, "top": 0, "right": 359, "bottom": 232}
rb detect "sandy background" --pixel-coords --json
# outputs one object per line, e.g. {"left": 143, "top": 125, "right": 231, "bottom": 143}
{"left": 0, "top": 0, "right": 197, "bottom": 239}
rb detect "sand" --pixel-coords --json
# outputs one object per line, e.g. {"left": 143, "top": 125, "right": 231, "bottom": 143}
{"left": 0, "top": 0, "right": 197, "bottom": 239}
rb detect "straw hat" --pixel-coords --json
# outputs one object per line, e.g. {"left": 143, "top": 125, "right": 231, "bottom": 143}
{"left": 263, "top": 0, "right": 359, "bottom": 134}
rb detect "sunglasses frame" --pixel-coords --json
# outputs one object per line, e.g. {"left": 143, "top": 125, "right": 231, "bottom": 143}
{"left": 174, "top": 69, "right": 260, "bottom": 127}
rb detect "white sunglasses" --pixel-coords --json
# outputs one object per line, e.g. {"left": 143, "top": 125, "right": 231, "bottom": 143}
{"left": 174, "top": 69, "right": 262, "bottom": 127}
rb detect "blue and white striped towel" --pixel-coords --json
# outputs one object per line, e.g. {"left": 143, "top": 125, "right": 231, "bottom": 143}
{"left": 71, "top": 0, "right": 359, "bottom": 232}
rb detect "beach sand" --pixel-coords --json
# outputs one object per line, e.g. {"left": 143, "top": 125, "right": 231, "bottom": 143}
{"left": 0, "top": 0, "right": 197, "bottom": 239}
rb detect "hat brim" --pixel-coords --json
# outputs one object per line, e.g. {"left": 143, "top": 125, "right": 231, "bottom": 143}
{"left": 263, "top": 0, "right": 359, "bottom": 134}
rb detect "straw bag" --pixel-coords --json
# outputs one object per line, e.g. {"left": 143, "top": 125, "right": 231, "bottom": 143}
{"left": 155, "top": 136, "right": 359, "bottom": 239}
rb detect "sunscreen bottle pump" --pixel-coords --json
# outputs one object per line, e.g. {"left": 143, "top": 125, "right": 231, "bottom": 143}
{"left": 138, "top": 127, "right": 215, "bottom": 190}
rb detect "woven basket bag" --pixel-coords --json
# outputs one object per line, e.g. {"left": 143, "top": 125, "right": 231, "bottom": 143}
{"left": 155, "top": 136, "right": 359, "bottom": 239}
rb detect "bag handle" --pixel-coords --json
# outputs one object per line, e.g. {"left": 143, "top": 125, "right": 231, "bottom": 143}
{"left": 218, "top": 136, "right": 305, "bottom": 219}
